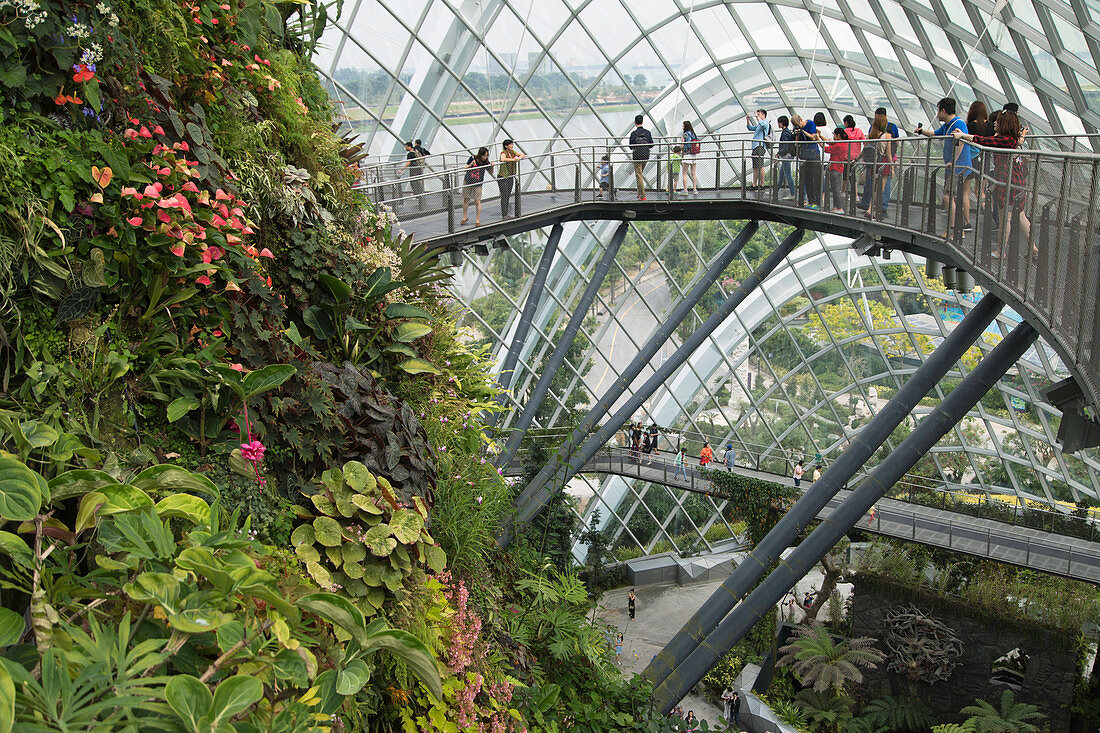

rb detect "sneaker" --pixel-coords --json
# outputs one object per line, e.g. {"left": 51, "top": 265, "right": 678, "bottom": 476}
{"left": 638, "top": 195, "right": 646, "bottom": 201}
{"left": 807, "top": 204, "right": 820, "bottom": 210}
{"left": 780, "top": 193, "right": 795, "bottom": 200}
{"left": 596, "top": 194, "right": 603, "bottom": 199}
{"left": 962, "top": 222, "right": 973, "bottom": 231}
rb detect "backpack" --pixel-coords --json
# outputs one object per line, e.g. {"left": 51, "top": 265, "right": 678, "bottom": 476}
{"left": 764, "top": 121, "right": 775, "bottom": 150}
{"left": 630, "top": 127, "right": 654, "bottom": 160}
{"left": 685, "top": 130, "right": 701, "bottom": 155}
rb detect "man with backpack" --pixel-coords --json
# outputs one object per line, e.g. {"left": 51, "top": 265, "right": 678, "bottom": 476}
{"left": 746, "top": 109, "right": 772, "bottom": 191}
{"left": 629, "top": 114, "right": 654, "bottom": 201}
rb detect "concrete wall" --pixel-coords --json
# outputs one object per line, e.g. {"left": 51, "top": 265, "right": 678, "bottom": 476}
{"left": 851, "top": 577, "right": 1077, "bottom": 732}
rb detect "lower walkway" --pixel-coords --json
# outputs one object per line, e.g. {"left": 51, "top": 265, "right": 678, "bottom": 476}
{"left": 505, "top": 446, "right": 1100, "bottom": 584}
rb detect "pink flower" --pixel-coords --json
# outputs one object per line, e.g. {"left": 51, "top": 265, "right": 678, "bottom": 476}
{"left": 127, "top": 216, "right": 144, "bottom": 226}
{"left": 170, "top": 243, "right": 185, "bottom": 257}
{"left": 258, "top": 248, "right": 273, "bottom": 258}
{"left": 138, "top": 126, "right": 152, "bottom": 139}
{"left": 182, "top": 181, "right": 199, "bottom": 192}
{"left": 240, "top": 439, "right": 265, "bottom": 462}
{"left": 476, "top": 496, "right": 483, "bottom": 505}
{"left": 229, "top": 363, "right": 244, "bottom": 371}
{"left": 120, "top": 186, "right": 141, "bottom": 199}
{"left": 153, "top": 125, "right": 165, "bottom": 135}
{"left": 196, "top": 275, "right": 212, "bottom": 285}
{"left": 201, "top": 245, "right": 225, "bottom": 263}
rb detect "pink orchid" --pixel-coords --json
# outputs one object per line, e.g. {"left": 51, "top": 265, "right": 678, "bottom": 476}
{"left": 240, "top": 440, "right": 265, "bottom": 462}
{"left": 126, "top": 216, "right": 144, "bottom": 226}
{"left": 196, "top": 275, "right": 212, "bottom": 285}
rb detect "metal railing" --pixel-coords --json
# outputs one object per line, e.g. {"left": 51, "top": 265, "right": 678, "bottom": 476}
{"left": 508, "top": 426, "right": 1100, "bottom": 543}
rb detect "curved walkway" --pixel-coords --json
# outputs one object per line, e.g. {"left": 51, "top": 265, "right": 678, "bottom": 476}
{"left": 503, "top": 446, "right": 1100, "bottom": 584}
{"left": 362, "top": 134, "right": 1100, "bottom": 434}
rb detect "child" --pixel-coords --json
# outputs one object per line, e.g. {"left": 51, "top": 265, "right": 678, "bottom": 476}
{"left": 669, "top": 145, "right": 683, "bottom": 193}
{"left": 824, "top": 127, "right": 850, "bottom": 212}
{"left": 597, "top": 155, "right": 610, "bottom": 198}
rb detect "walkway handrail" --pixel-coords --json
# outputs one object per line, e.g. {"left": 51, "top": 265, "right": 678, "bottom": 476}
{"left": 506, "top": 443, "right": 1100, "bottom": 544}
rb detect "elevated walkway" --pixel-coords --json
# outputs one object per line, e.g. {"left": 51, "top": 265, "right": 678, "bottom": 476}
{"left": 503, "top": 446, "right": 1100, "bottom": 584}
{"left": 360, "top": 134, "right": 1100, "bottom": 442}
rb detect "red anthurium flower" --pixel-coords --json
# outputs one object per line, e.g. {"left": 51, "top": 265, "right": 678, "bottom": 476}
{"left": 142, "top": 184, "right": 162, "bottom": 198}
{"left": 182, "top": 182, "right": 199, "bottom": 192}
{"left": 171, "top": 243, "right": 186, "bottom": 257}
{"left": 153, "top": 125, "right": 165, "bottom": 135}
{"left": 124, "top": 129, "right": 140, "bottom": 140}
{"left": 126, "top": 216, "right": 144, "bottom": 226}
{"left": 120, "top": 186, "right": 140, "bottom": 199}
{"left": 258, "top": 248, "right": 274, "bottom": 258}
{"left": 230, "top": 363, "right": 244, "bottom": 372}
{"left": 196, "top": 275, "right": 212, "bottom": 285}
{"left": 215, "top": 189, "right": 231, "bottom": 201}
{"left": 138, "top": 126, "right": 152, "bottom": 138}
{"left": 157, "top": 210, "right": 172, "bottom": 224}
{"left": 72, "top": 64, "right": 95, "bottom": 83}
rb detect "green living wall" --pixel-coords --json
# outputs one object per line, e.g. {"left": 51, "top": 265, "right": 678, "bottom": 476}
{"left": 0, "top": 0, "right": 691, "bottom": 730}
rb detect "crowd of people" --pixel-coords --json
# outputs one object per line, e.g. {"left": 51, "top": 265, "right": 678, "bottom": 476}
{"left": 400, "top": 97, "right": 1030, "bottom": 247}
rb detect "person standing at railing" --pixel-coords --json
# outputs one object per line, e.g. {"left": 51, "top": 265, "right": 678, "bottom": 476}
{"left": 629, "top": 114, "right": 654, "bottom": 201}
{"left": 674, "top": 447, "right": 687, "bottom": 480}
{"left": 824, "top": 127, "right": 851, "bottom": 213}
{"left": 791, "top": 115, "right": 823, "bottom": 208}
{"left": 647, "top": 423, "right": 660, "bottom": 463}
{"left": 776, "top": 115, "right": 797, "bottom": 199}
{"left": 402, "top": 141, "right": 425, "bottom": 209}
{"left": 858, "top": 108, "right": 900, "bottom": 214}
{"left": 497, "top": 139, "right": 525, "bottom": 218}
{"left": 966, "top": 101, "right": 989, "bottom": 216}
{"left": 597, "top": 155, "right": 610, "bottom": 199}
{"left": 864, "top": 115, "right": 895, "bottom": 221}
{"left": 794, "top": 459, "right": 805, "bottom": 487}
{"left": 682, "top": 121, "right": 701, "bottom": 194}
{"left": 669, "top": 145, "right": 683, "bottom": 193}
{"left": 914, "top": 97, "right": 974, "bottom": 235}
{"left": 461, "top": 147, "right": 492, "bottom": 226}
{"left": 746, "top": 110, "right": 772, "bottom": 191}
{"left": 952, "top": 110, "right": 1032, "bottom": 255}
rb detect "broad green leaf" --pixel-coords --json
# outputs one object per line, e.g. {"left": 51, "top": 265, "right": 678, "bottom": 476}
{"left": 47, "top": 432, "right": 85, "bottom": 462}
{"left": 210, "top": 675, "right": 263, "bottom": 724}
{"left": 336, "top": 659, "right": 371, "bottom": 695}
{"left": 388, "top": 509, "right": 424, "bottom": 544}
{"left": 17, "top": 420, "right": 58, "bottom": 450}
{"left": 296, "top": 543, "right": 320, "bottom": 563}
{"left": 132, "top": 465, "right": 219, "bottom": 498}
{"left": 423, "top": 545, "right": 447, "bottom": 574}
{"left": 361, "top": 625, "right": 442, "bottom": 701}
{"left": 0, "top": 532, "right": 31, "bottom": 569}
{"left": 291, "top": 523, "right": 315, "bottom": 547}
{"left": 273, "top": 648, "right": 309, "bottom": 687}
{"left": 351, "top": 494, "right": 384, "bottom": 515}
{"left": 169, "top": 607, "right": 233, "bottom": 633}
{"left": 342, "top": 544, "right": 366, "bottom": 565}
{"left": 317, "top": 273, "right": 352, "bottom": 302}
{"left": 167, "top": 396, "right": 200, "bottom": 422}
{"left": 298, "top": 592, "right": 368, "bottom": 645}
{"left": 394, "top": 322, "right": 432, "bottom": 343}
{"left": 0, "top": 659, "right": 13, "bottom": 733}
{"left": 165, "top": 674, "right": 213, "bottom": 730}
{"left": 305, "top": 561, "right": 333, "bottom": 588}
{"left": 312, "top": 516, "right": 343, "bottom": 547}
{"left": 154, "top": 494, "right": 210, "bottom": 524}
{"left": 385, "top": 303, "right": 433, "bottom": 320}
{"left": 342, "top": 461, "right": 374, "bottom": 493}
{"left": 216, "top": 621, "right": 247, "bottom": 656}
{"left": 48, "top": 469, "right": 116, "bottom": 502}
{"left": 0, "top": 609, "right": 23, "bottom": 648}
{"left": 362, "top": 524, "right": 397, "bottom": 556}
{"left": 361, "top": 562, "right": 383, "bottom": 587}
{"left": 382, "top": 343, "right": 418, "bottom": 358}
{"left": 0, "top": 457, "right": 43, "bottom": 521}
{"left": 396, "top": 358, "right": 442, "bottom": 375}
{"left": 124, "top": 572, "right": 181, "bottom": 611}
{"left": 75, "top": 484, "right": 153, "bottom": 532}
{"left": 242, "top": 364, "right": 297, "bottom": 399}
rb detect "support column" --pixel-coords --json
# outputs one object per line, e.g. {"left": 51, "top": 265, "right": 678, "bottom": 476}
{"left": 653, "top": 320, "right": 1039, "bottom": 712}
{"left": 497, "top": 223, "right": 563, "bottom": 395}
{"left": 497, "top": 223, "right": 629, "bottom": 468}
{"left": 500, "top": 221, "right": 761, "bottom": 546}
{"left": 643, "top": 292, "right": 1004, "bottom": 690}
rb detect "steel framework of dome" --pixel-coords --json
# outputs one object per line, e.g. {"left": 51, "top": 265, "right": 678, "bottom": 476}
{"left": 316, "top": 0, "right": 1100, "bottom": 555}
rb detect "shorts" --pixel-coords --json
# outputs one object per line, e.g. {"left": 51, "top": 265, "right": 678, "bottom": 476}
{"left": 462, "top": 184, "right": 483, "bottom": 203}
{"left": 752, "top": 146, "right": 765, "bottom": 169}
{"left": 942, "top": 170, "right": 971, "bottom": 195}
{"left": 600, "top": 181, "right": 609, "bottom": 190}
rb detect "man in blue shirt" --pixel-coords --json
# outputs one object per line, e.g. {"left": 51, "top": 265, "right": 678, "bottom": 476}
{"left": 858, "top": 107, "right": 899, "bottom": 213}
{"left": 746, "top": 109, "right": 772, "bottom": 191}
{"left": 791, "top": 114, "right": 822, "bottom": 207}
{"left": 915, "top": 97, "right": 973, "bottom": 233}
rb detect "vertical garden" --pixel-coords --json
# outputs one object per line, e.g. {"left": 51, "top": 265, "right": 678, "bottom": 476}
{"left": 0, "top": 0, "right": 684, "bottom": 730}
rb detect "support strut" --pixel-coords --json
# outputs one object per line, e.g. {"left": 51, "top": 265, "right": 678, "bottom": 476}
{"left": 500, "top": 221, "right": 761, "bottom": 545}
{"left": 643, "top": 292, "right": 1004, "bottom": 690}
{"left": 653, "top": 320, "right": 1039, "bottom": 712}
{"left": 497, "top": 223, "right": 629, "bottom": 468}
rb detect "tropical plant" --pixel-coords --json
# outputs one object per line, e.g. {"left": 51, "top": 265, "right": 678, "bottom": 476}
{"left": 707, "top": 469, "right": 800, "bottom": 545}
{"left": 771, "top": 695, "right": 810, "bottom": 730}
{"left": 931, "top": 725, "right": 973, "bottom": 733}
{"left": 779, "top": 622, "right": 885, "bottom": 694}
{"left": 854, "top": 694, "right": 935, "bottom": 733}
{"left": 796, "top": 688, "right": 855, "bottom": 733}
{"left": 290, "top": 459, "right": 446, "bottom": 616}
{"left": 959, "top": 690, "right": 1044, "bottom": 733}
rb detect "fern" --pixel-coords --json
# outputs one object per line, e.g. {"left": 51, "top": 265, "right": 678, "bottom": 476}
{"left": 960, "top": 689, "right": 1044, "bottom": 733}
{"left": 857, "top": 694, "right": 935, "bottom": 733}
